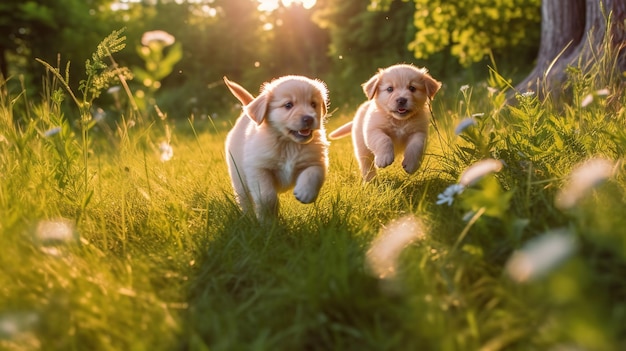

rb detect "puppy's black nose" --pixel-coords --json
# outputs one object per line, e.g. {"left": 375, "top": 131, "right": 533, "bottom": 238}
{"left": 302, "top": 115, "right": 314, "bottom": 127}
{"left": 396, "top": 97, "right": 407, "bottom": 106}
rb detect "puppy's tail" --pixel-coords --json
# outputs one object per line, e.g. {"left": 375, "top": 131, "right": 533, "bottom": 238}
{"left": 328, "top": 122, "right": 353, "bottom": 140}
{"left": 223, "top": 76, "right": 255, "bottom": 105}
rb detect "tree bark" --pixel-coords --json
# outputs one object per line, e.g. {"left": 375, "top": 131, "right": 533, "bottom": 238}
{"left": 515, "top": 0, "right": 626, "bottom": 100}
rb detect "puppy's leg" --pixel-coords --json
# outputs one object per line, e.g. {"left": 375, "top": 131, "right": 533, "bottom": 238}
{"left": 232, "top": 180, "right": 251, "bottom": 214}
{"left": 353, "top": 127, "right": 376, "bottom": 181}
{"left": 226, "top": 150, "right": 252, "bottom": 213}
{"left": 402, "top": 132, "right": 427, "bottom": 174}
{"left": 365, "top": 130, "right": 395, "bottom": 169}
{"left": 352, "top": 123, "right": 376, "bottom": 182}
{"left": 359, "top": 153, "right": 377, "bottom": 182}
{"left": 247, "top": 169, "right": 279, "bottom": 218}
{"left": 293, "top": 166, "right": 325, "bottom": 203}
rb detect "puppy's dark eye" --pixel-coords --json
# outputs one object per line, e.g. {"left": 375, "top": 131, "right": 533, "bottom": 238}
{"left": 386, "top": 87, "right": 394, "bottom": 93}
{"left": 409, "top": 85, "right": 416, "bottom": 92}
{"left": 284, "top": 102, "right": 293, "bottom": 109}
{"left": 311, "top": 101, "right": 317, "bottom": 108}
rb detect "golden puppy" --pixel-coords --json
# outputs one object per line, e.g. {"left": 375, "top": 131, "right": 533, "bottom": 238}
{"left": 329, "top": 64, "right": 441, "bottom": 181}
{"left": 224, "top": 76, "right": 329, "bottom": 219}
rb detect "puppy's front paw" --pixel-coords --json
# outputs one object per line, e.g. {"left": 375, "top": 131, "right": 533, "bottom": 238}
{"left": 293, "top": 187, "right": 319, "bottom": 204}
{"left": 402, "top": 158, "right": 420, "bottom": 174}
{"left": 375, "top": 153, "right": 394, "bottom": 169}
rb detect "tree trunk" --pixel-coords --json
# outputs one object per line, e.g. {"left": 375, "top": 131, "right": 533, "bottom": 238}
{"left": 515, "top": 0, "right": 626, "bottom": 100}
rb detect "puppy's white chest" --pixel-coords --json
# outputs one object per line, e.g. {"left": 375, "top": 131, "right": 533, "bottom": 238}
{"left": 276, "top": 153, "right": 299, "bottom": 188}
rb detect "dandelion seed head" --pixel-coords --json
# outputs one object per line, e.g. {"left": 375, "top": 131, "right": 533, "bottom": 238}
{"left": 459, "top": 159, "right": 503, "bottom": 186}
{"left": 506, "top": 228, "right": 577, "bottom": 283}
{"left": 555, "top": 157, "right": 615, "bottom": 210}
{"left": 454, "top": 117, "right": 477, "bottom": 135}
{"left": 141, "top": 30, "right": 175, "bottom": 46}
{"left": 159, "top": 141, "right": 174, "bottom": 162}
{"left": 366, "top": 215, "right": 425, "bottom": 280}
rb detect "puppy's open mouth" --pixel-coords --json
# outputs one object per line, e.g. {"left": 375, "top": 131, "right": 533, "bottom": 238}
{"left": 393, "top": 108, "right": 411, "bottom": 117}
{"left": 289, "top": 129, "right": 314, "bottom": 142}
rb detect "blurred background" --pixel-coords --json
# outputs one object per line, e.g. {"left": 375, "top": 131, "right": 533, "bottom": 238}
{"left": 0, "top": 0, "right": 541, "bottom": 119}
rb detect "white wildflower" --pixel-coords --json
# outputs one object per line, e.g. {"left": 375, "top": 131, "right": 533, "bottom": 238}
{"left": 521, "top": 91, "right": 535, "bottom": 98}
{"left": 141, "top": 30, "right": 175, "bottom": 47}
{"left": 0, "top": 311, "right": 39, "bottom": 338}
{"left": 582, "top": 88, "right": 611, "bottom": 108}
{"left": 43, "top": 127, "right": 61, "bottom": 137}
{"left": 459, "top": 159, "right": 503, "bottom": 186}
{"left": 366, "top": 215, "right": 425, "bottom": 280}
{"left": 107, "top": 86, "right": 121, "bottom": 94}
{"left": 159, "top": 141, "right": 174, "bottom": 162}
{"left": 581, "top": 93, "right": 594, "bottom": 107}
{"left": 35, "top": 218, "right": 76, "bottom": 243}
{"left": 454, "top": 117, "right": 477, "bottom": 135}
{"left": 436, "top": 184, "right": 465, "bottom": 206}
{"left": 91, "top": 107, "right": 106, "bottom": 122}
{"left": 35, "top": 218, "right": 77, "bottom": 256}
{"left": 460, "top": 84, "right": 470, "bottom": 93}
{"left": 506, "top": 228, "right": 577, "bottom": 283}
{"left": 487, "top": 87, "right": 498, "bottom": 95}
{"left": 555, "top": 157, "right": 615, "bottom": 210}
{"left": 596, "top": 88, "right": 610, "bottom": 96}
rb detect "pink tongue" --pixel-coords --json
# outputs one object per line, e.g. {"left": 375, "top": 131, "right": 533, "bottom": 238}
{"left": 398, "top": 108, "right": 407, "bottom": 113}
{"left": 298, "top": 129, "right": 311, "bottom": 136}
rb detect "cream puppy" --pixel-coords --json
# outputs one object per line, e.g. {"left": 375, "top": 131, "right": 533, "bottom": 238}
{"left": 224, "top": 76, "right": 329, "bottom": 219}
{"left": 329, "top": 64, "right": 441, "bottom": 181}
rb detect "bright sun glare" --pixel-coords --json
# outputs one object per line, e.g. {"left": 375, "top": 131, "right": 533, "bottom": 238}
{"left": 257, "top": 0, "right": 317, "bottom": 12}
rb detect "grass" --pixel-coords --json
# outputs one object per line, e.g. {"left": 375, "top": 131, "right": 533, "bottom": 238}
{"left": 1, "top": 35, "right": 626, "bottom": 351}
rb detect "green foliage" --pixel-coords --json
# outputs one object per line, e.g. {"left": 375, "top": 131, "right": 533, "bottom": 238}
{"left": 2, "top": 0, "right": 544, "bottom": 115}
{"left": 2, "top": 9, "right": 626, "bottom": 351}
{"left": 81, "top": 28, "right": 132, "bottom": 102}
{"left": 33, "top": 28, "right": 135, "bottom": 219}
{"left": 314, "top": 0, "right": 417, "bottom": 103}
{"left": 132, "top": 30, "right": 183, "bottom": 113}
{"left": 373, "top": 0, "right": 541, "bottom": 66}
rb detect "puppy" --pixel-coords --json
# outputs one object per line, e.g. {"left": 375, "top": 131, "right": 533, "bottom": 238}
{"left": 329, "top": 64, "right": 441, "bottom": 181}
{"left": 224, "top": 76, "right": 329, "bottom": 219}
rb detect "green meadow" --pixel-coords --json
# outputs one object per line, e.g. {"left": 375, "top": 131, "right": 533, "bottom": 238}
{"left": 1, "top": 33, "right": 626, "bottom": 351}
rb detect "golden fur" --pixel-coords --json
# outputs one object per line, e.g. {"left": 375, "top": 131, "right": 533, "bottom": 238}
{"left": 329, "top": 64, "right": 441, "bottom": 181}
{"left": 224, "top": 76, "right": 329, "bottom": 219}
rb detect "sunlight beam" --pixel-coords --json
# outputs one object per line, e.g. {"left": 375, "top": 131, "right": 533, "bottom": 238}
{"left": 257, "top": 0, "right": 317, "bottom": 12}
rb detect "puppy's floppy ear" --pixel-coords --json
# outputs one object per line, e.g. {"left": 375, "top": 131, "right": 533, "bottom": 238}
{"left": 422, "top": 74, "right": 442, "bottom": 100}
{"left": 362, "top": 71, "right": 381, "bottom": 100}
{"left": 245, "top": 92, "right": 269, "bottom": 125}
